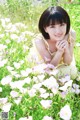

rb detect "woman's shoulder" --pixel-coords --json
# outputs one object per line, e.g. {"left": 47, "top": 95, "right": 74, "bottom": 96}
{"left": 70, "top": 28, "right": 76, "bottom": 40}
{"left": 34, "top": 34, "right": 43, "bottom": 42}
{"left": 33, "top": 33, "right": 46, "bottom": 48}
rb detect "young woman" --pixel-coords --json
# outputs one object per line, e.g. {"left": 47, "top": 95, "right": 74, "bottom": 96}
{"left": 30, "top": 6, "right": 77, "bottom": 79}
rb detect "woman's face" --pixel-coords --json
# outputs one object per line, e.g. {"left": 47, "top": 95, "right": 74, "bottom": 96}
{"left": 44, "top": 23, "right": 67, "bottom": 41}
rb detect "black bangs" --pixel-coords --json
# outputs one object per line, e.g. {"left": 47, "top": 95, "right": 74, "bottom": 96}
{"left": 46, "top": 12, "right": 66, "bottom": 26}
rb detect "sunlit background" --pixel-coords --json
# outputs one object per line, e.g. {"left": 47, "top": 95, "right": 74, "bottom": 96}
{"left": 0, "top": 0, "right": 80, "bottom": 120}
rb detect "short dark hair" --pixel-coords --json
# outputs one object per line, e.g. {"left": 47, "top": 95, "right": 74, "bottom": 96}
{"left": 38, "top": 6, "right": 70, "bottom": 39}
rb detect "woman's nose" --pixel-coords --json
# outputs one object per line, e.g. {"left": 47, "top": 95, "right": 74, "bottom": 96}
{"left": 55, "top": 28, "right": 61, "bottom": 34}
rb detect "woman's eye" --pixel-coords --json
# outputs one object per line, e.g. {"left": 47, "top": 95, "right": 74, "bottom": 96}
{"left": 60, "top": 23, "right": 65, "bottom": 26}
{"left": 50, "top": 25, "right": 55, "bottom": 28}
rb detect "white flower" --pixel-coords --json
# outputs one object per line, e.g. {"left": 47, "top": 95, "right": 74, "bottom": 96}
{"left": 0, "top": 18, "right": 6, "bottom": 27}
{"left": 14, "top": 97, "right": 22, "bottom": 105}
{"left": 0, "top": 87, "right": 2, "bottom": 92}
{"left": 0, "top": 34, "right": 4, "bottom": 38}
{"left": 0, "top": 44, "right": 7, "bottom": 51}
{"left": 23, "top": 45, "right": 29, "bottom": 52}
{"left": 71, "top": 84, "right": 80, "bottom": 94}
{"left": 40, "top": 100, "right": 52, "bottom": 109}
{"left": 76, "top": 42, "right": 80, "bottom": 47}
{"left": 10, "top": 25, "right": 19, "bottom": 33}
{"left": 28, "top": 88, "right": 36, "bottom": 97}
{"left": 37, "top": 74, "right": 45, "bottom": 82}
{"left": 10, "top": 34, "right": 18, "bottom": 40}
{"left": 76, "top": 75, "right": 80, "bottom": 81}
{"left": 59, "top": 80, "right": 73, "bottom": 91}
{"left": 0, "top": 59, "right": 8, "bottom": 67}
{"left": 59, "top": 75, "right": 70, "bottom": 84}
{"left": 51, "top": 88, "right": 58, "bottom": 95}
{"left": 46, "top": 63, "right": 54, "bottom": 69}
{"left": 42, "top": 76, "right": 58, "bottom": 89}
{"left": 73, "top": 84, "right": 79, "bottom": 89}
{"left": 24, "top": 77, "right": 31, "bottom": 84}
{"left": 49, "top": 93, "right": 53, "bottom": 98}
{"left": 19, "top": 117, "right": 27, "bottom": 120}
{"left": 60, "top": 91, "right": 68, "bottom": 99}
{"left": 13, "top": 62, "right": 21, "bottom": 69}
{"left": 0, "top": 98, "right": 8, "bottom": 104}
{"left": 33, "top": 63, "right": 47, "bottom": 73}
{"left": 42, "top": 116, "right": 53, "bottom": 120}
{"left": 20, "top": 60, "right": 24, "bottom": 65}
{"left": 10, "top": 70, "right": 17, "bottom": 76}
{"left": 40, "top": 93, "right": 49, "bottom": 99}
{"left": 19, "top": 87, "right": 28, "bottom": 94}
{"left": 21, "top": 68, "right": 32, "bottom": 77}
{"left": 33, "top": 76, "right": 39, "bottom": 83}
{"left": 7, "top": 66, "right": 14, "bottom": 71}
{"left": 10, "top": 91, "right": 19, "bottom": 98}
{"left": 59, "top": 105, "right": 72, "bottom": 120}
{"left": 32, "top": 83, "right": 42, "bottom": 90}
{"left": 48, "top": 68, "right": 58, "bottom": 75}
{"left": 2, "top": 103, "right": 12, "bottom": 112}
{"left": 39, "top": 88, "right": 46, "bottom": 94}
{"left": 19, "top": 116, "right": 32, "bottom": 120}
{"left": 1, "top": 75, "right": 12, "bottom": 85}
{"left": 14, "top": 73, "right": 21, "bottom": 78}
{"left": 15, "top": 22, "right": 27, "bottom": 29}
{"left": 17, "top": 35, "right": 26, "bottom": 43}
{"left": 20, "top": 70, "right": 27, "bottom": 77}
{"left": 4, "top": 18, "right": 10, "bottom": 23}
{"left": 10, "top": 80, "right": 25, "bottom": 89}
{"left": 9, "top": 48, "right": 16, "bottom": 54}
{"left": 5, "top": 39, "right": 11, "bottom": 44}
{"left": 75, "top": 89, "right": 80, "bottom": 94}
{"left": 42, "top": 76, "right": 59, "bottom": 94}
{"left": 5, "top": 23, "right": 12, "bottom": 30}
{"left": 24, "top": 30, "right": 34, "bottom": 36}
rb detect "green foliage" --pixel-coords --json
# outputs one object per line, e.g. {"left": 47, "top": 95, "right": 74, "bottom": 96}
{"left": 0, "top": 1, "right": 80, "bottom": 120}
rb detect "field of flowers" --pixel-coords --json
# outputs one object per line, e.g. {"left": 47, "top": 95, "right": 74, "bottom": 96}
{"left": 0, "top": 1, "right": 80, "bottom": 120}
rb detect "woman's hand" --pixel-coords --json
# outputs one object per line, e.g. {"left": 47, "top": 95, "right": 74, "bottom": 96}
{"left": 56, "top": 40, "right": 69, "bottom": 53}
{"left": 56, "top": 40, "right": 65, "bottom": 53}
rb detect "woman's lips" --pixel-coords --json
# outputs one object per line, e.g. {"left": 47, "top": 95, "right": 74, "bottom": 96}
{"left": 55, "top": 34, "right": 63, "bottom": 37}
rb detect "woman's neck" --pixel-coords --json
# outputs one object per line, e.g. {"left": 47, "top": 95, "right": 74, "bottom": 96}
{"left": 47, "top": 39, "right": 57, "bottom": 44}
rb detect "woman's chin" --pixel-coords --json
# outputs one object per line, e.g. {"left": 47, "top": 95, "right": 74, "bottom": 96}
{"left": 55, "top": 36, "right": 64, "bottom": 41}
{"left": 55, "top": 38, "right": 63, "bottom": 41}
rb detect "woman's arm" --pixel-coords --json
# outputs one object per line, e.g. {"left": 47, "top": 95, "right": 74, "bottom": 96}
{"left": 34, "top": 39, "right": 63, "bottom": 66}
{"left": 50, "top": 50, "right": 64, "bottom": 66}
{"left": 63, "top": 30, "right": 76, "bottom": 64}
{"left": 34, "top": 39, "right": 52, "bottom": 63}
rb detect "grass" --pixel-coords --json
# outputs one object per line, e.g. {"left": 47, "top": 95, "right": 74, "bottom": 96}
{"left": 0, "top": 0, "right": 80, "bottom": 120}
